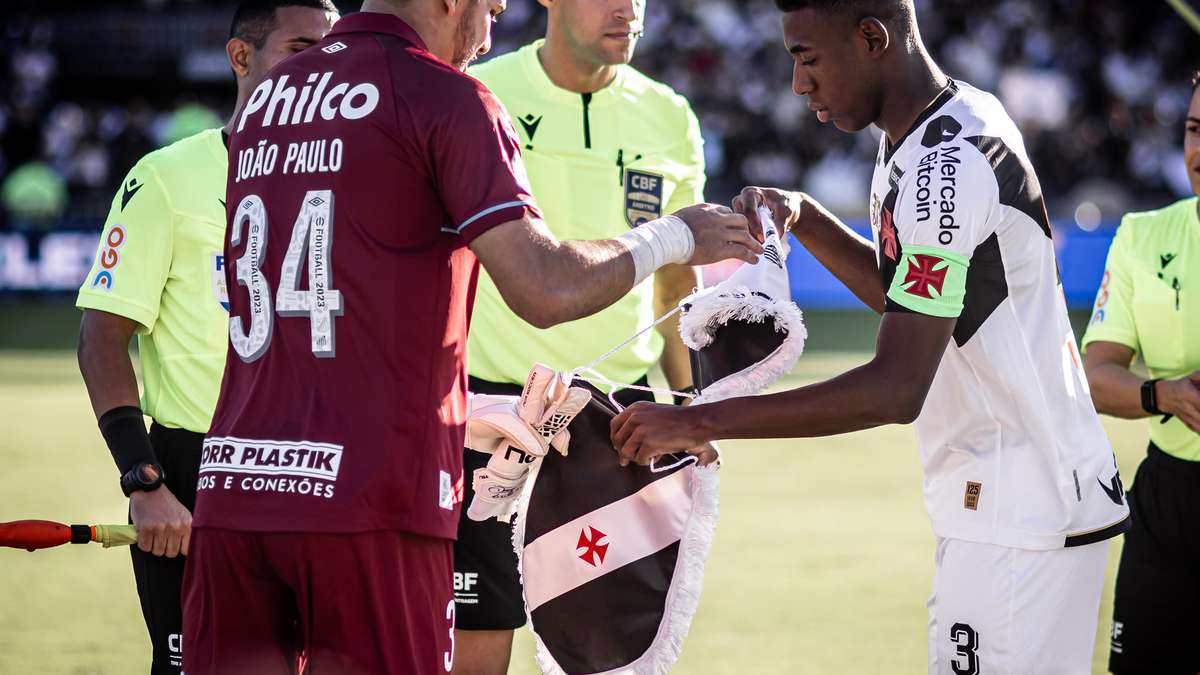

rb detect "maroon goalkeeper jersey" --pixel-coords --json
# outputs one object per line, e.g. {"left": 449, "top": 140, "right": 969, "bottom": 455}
{"left": 195, "top": 12, "right": 540, "bottom": 539}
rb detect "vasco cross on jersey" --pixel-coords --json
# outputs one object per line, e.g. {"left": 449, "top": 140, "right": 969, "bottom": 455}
{"left": 196, "top": 14, "right": 540, "bottom": 539}
{"left": 869, "top": 80, "right": 1130, "bottom": 550}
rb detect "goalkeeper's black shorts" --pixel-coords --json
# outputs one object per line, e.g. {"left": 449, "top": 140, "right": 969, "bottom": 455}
{"left": 1108, "top": 442, "right": 1200, "bottom": 675}
{"left": 454, "top": 375, "right": 654, "bottom": 631}
{"left": 130, "top": 422, "right": 202, "bottom": 674}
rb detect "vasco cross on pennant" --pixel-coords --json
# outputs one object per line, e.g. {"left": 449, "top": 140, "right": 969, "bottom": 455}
{"left": 902, "top": 254, "right": 949, "bottom": 299}
{"left": 577, "top": 526, "right": 609, "bottom": 567}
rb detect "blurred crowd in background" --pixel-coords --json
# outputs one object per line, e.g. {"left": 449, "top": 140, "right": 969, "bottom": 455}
{"left": 1, "top": 0, "right": 1197, "bottom": 234}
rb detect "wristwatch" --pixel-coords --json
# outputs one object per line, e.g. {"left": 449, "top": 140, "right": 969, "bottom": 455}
{"left": 121, "top": 462, "right": 165, "bottom": 497}
{"left": 1140, "top": 379, "right": 1163, "bottom": 416}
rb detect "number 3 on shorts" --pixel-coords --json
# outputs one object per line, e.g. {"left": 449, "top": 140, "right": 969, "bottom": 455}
{"left": 949, "top": 623, "right": 979, "bottom": 675}
{"left": 444, "top": 598, "right": 455, "bottom": 672}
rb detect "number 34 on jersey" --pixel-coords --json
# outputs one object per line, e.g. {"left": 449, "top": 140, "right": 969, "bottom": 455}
{"left": 229, "top": 190, "right": 344, "bottom": 362}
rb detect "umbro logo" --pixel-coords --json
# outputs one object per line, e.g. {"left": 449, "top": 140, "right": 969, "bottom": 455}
{"left": 121, "top": 178, "right": 143, "bottom": 211}
{"left": 321, "top": 41, "right": 347, "bottom": 54}
{"left": 518, "top": 113, "right": 543, "bottom": 148}
{"left": 1160, "top": 253, "right": 1177, "bottom": 270}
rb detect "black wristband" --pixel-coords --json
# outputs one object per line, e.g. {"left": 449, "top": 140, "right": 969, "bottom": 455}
{"left": 1140, "top": 379, "right": 1163, "bottom": 416}
{"left": 98, "top": 406, "right": 157, "bottom": 475}
{"left": 673, "top": 386, "right": 699, "bottom": 406}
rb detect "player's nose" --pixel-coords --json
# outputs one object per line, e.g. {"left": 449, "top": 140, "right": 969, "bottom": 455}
{"left": 792, "top": 66, "right": 814, "bottom": 97}
{"left": 613, "top": 0, "right": 637, "bottom": 22}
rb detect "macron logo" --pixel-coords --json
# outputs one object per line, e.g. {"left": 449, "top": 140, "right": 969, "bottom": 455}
{"left": 321, "top": 42, "right": 347, "bottom": 54}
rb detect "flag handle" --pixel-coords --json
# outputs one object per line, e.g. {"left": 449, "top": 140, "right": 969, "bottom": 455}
{"left": 0, "top": 520, "right": 137, "bottom": 551}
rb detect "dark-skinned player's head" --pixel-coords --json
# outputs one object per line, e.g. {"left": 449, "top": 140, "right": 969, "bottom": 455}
{"left": 539, "top": 0, "right": 646, "bottom": 68}
{"left": 227, "top": 0, "right": 339, "bottom": 91}
{"left": 775, "top": 0, "right": 917, "bottom": 133}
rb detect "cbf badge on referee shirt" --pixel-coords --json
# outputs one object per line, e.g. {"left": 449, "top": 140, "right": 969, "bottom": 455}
{"left": 625, "top": 169, "right": 664, "bottom": 227}
{"left": 211, "top": 253, "right": 229, "bottom": 312}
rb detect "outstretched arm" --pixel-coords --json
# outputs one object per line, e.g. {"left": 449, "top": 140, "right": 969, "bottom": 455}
{"left": 471, "top": 206, "right": 760, "bottom": 329}
{"left": 611, "top": 311, "right": 954, "bottom": 464}
{"left": 1084, "top": 341, "right": 1200, "bottom": 431}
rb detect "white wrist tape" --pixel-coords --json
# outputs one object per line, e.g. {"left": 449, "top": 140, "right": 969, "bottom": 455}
{"left": 615, "top": 215, "right": 695, "bottom": 286}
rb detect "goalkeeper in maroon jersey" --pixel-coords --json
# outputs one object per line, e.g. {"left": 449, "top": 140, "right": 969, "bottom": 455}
{"left": 182, "top": 1, "right": 761, "bottom": 672}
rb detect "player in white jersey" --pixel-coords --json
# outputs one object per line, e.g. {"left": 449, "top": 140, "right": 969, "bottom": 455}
{"left": 609, "top": 1, "right": 1130, "bottom": 672}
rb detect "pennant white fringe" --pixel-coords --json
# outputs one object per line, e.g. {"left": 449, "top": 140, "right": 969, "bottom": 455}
{"left": 679, "top": 285, "right": 807, "bottom": 405}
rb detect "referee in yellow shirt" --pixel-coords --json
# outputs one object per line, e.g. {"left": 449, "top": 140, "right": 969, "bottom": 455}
{"left": 456, "top": 1, "right": 704, "bottom": 672}
{"left": 74, "top": 3, "right": 335, "bottom": 672}
{"left": 1082, "top": 73, "right": 1200, "bottom": 675}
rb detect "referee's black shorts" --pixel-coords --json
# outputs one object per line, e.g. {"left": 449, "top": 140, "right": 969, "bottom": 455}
{"left": 130, "top": 422, "right": 202, "bottom": 675}
{"left": 1109, "top": 442, "right": 1200, "bottom": 675}
{"left": 454, "top": 374, "right": 655, "bottom": 631}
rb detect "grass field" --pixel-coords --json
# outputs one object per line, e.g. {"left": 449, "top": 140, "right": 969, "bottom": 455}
{"left": 0, "top": 347, "right": 1147, "bottom": 674}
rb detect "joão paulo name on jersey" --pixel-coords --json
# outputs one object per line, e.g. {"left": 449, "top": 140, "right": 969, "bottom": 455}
{"left": 195, "top": 13, "right": 541, "bottom": 539}
{"left": 869, "top": 80, "right": 1130, "bottom": 550}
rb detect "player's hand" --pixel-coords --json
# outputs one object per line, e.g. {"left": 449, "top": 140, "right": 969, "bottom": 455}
{"left": 611, "top": 401, "right": 716, "bottom": 466}
{"left": 732, "top": 186, "right": 806, "bottom": 241}
{"left": 130, "top": 486, "right": 191, "bottom": 558}
{"left": 1157, "top": 372, "right": 1200, "bottom": 433}
{"left": 671, "top": 203, "right": 762, "bottom": 266}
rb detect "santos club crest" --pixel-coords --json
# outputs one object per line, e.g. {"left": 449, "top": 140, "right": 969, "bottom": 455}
{"left": 625, "top": 169, "right": 664, "bottom": 227}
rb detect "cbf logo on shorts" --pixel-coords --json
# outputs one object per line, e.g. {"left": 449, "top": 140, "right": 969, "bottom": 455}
{"left": 625, "top": 170, "right": 664, "bottom": 227}
{"left": 211, "top": 252, "right": 229, "bottom": 312}
{"left": 91, "top": 224, "right": 127, "bottom": 291}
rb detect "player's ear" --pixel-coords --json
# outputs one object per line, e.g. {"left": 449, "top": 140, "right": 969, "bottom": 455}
{"left": 858, "top": 17, "right": 890, "bottom": 58}
{"left": 227, "top": 38, "right": 253, "bottom": 79}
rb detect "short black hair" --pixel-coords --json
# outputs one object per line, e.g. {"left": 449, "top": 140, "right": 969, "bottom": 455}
{"left": 774, "top": 0, "right": 905, "bottom": 22}
{"left": 230, "top": 0, "right": 338, "bottom": 48}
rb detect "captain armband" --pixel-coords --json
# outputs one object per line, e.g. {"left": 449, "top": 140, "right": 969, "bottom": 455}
{"left": 886, "top": 245, "right": 970, "bottom": 318}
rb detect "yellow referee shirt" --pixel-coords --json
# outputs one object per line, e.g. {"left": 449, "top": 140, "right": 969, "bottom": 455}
{"left": 1082, "top": 197, "right": 1200, "bottom": 460}
{"left": 467, "top": 40, "right": 706, "bottom": 386}
{"left": 76, "top": 128, "right": 229, "bottom": 433}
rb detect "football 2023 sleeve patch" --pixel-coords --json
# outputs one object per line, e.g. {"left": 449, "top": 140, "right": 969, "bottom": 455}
{"left": 886, "top": 245, "right": 970, "bottom": 318}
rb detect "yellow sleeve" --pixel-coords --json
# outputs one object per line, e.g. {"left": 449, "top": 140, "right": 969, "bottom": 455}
{"left": 1081, "top": 218, "right": 1138, "bottom": 353}
{"left": 75, "top": 161, "right": 175, "bottom": 332}
{"left": 664, "top": 104, "right": 706, "bottom": 213}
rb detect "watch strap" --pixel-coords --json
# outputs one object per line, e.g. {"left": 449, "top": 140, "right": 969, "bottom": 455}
{"left": 121, "top": 462, "right": 165, "bottom": 497}
{"left": 1141, "top": 379, "right": 1163, "bottom": 416}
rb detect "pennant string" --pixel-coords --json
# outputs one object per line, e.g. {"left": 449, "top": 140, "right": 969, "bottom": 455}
{"left": 572, "top": 303, "right": 684, "bottom": 377}
{"left": 568, "top": 302, "right": 697, "bottom": 405}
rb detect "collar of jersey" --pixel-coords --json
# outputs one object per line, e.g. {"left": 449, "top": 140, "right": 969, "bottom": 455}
{"left": 520, "top": 39, "right": 628, "bottom": 106}
{"left": 329, "top": 11, "right": 428, "bottom": 52}
{"left": 882, "top": 79, "right": 959, "bottom": 166}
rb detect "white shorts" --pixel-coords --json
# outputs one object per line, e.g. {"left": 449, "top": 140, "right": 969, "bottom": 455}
{"left": 927, "top": 537, "right": 1109, "bottom": 675}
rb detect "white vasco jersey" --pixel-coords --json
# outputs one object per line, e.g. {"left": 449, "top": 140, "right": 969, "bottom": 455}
{"left": 868, "top": 81, "right": 1130, "bottom": 550}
